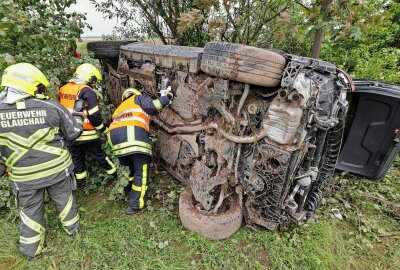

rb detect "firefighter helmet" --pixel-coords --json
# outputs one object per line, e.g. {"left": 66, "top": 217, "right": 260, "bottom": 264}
{"left": 122, "top": 88, "right": 142, "bottom": 101}
{"left": 1, "top": 63, "right": 49, "bottom": 96}
{"left": 74, "top": 63, "right": 102, "bottom": 84}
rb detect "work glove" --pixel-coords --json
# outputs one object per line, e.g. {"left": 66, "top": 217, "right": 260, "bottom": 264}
{"left": 72, "top": 112, "right": 84, "bottom": 126}
{"left": 160, "top": 86, "right": 174, "bottom": 100}
{"left": 160, "top": 86, "right": 174, "bottom": 107}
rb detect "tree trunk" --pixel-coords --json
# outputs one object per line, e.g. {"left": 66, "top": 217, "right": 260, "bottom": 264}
{"left": 310, "top": 0, "right": 332, "bottom": 58}
{"left": 311, "top": 29, "right": 324, "bottom": 58}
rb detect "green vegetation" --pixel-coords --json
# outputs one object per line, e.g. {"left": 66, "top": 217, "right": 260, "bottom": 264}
{"left": 1, "top": 0, "right": 400, "bottom": 269}
{"left": 0, "top": 0, "right": 89, "bottom": 92}
{"left": 0, "top": 162, "right": 399, "bottom": 269}
{"left": 93, "top": 0, "right": 400, "bottom": 83}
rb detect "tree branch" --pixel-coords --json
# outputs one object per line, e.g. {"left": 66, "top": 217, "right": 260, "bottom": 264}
{"left": 363, "top": 193, "right": 400, "bottom": 210}
{"left": 251, "top": 3, "right": 288, "bottom": 42}
{"left": 377, "top": 232, "right": 400, "bottom": 237}
{"left": 134, "top": 0, "right": 167, "bottom": 44}
{"left": 292, "top": 0, "right": 310, "bottom": 11}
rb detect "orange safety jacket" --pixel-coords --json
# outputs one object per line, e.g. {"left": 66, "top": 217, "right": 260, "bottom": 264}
{"left": 59, "top": 83, "right": 95, "bottom": 131}
{"left": 109, "top": 96, "right": 152, "bottom": 156}
{"left": 109, "top": 96, "right": 150, "bottom": 132}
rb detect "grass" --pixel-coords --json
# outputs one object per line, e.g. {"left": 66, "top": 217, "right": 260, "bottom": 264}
{"left": 10, "top": 37, "right": 396, "bottom": 269}
{"left": 0, "top": 166, "right": 399, "bottom": 270}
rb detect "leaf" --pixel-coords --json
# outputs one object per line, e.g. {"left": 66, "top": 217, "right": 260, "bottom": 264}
{"left": 344, "top": 201, "right": 352, "bottom": 209}
{"left": 177, "top": 9, "right": 204, "bottom": 34}
{"left": 3, "top": 53, "right": 15, "bottom": 64}
{"left": 349, "top": 26, "right": 362, "bottom": 41}
{"left": 157, "top": 240, "right": 169, "bottom": 249}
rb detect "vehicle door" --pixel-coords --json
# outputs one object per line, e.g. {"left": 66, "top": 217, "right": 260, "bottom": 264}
{"left": 337, "top": 80, "right": 400, "bottom": 180}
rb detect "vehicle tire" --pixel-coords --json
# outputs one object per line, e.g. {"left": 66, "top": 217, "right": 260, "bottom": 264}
{"left": 201, "top": 42, "right": 286, "bottom": 87}
{"left": 179, "top": 188, "right": 242, "bottom": 240}
{"left": 87, "top": 41, "right": 134, "bottom": 59}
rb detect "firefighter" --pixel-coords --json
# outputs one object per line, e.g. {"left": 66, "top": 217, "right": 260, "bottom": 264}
{"left": 0, "top": 63, "right": 83, "bottom": 260}
{"left": 59, "top": 63, "right": 116, "bottom": 182}
{"left": 108, "top": 87, "right": 173, "bottom": 215}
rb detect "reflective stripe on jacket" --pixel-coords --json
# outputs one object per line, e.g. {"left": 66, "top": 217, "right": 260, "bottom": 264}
{"left": 110, "top": 96, "right": 150, "bottom": 132}
{"left": 59, "top": 83, "right": 95, "bottom": 131}
{"left": 0, "top": 97, "right": 82, "bottom": 190}
{"left": 59, "top": 83, "right": 99, "bottom": 142}
{"left": 109, "top": 96, "right": 152, "bottom": 156}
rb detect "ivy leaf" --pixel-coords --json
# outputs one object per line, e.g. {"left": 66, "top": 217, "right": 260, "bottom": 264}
{"left": 3, "top": 53, "right": 15, "bottom": 64}
{"left": 350, "top": 26, "right": 362, "bottom": 41}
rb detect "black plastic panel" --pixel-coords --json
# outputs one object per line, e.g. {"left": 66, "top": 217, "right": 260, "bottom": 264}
{"left": 336, "top": 80, "right": 400, "bottom": 180}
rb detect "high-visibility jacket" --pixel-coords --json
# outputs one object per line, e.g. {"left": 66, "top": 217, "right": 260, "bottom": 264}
{"left": 109, "top": 94, "right": 170, "bottom": 157}
{"left": 59, "top": 83, "right": 105, "bottom": 142}
{"left": 0, "top": 94, "right": 82, "bottom": 190}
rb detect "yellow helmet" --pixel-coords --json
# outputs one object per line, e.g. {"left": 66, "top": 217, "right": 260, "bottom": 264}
{"left": 1, "top": 63, "right": 49, "bottom": 96}
{"left": 74, "top": 63, "right": 102, "bottom": 84}
{"left": 122, "top": 88, "right": 142, "bottom": 101}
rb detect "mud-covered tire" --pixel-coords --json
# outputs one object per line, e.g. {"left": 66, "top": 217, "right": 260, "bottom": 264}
{"left": 87, "top": 41, "right": 134, "bottom": 59}
{"left": 179, "top": 188, "right": 242, "bottom": 240}
{"left": 201, "top": 42, "right": 286, "bottom": 87}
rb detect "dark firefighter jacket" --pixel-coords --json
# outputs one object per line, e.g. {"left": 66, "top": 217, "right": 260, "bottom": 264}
{"left": 108, "top": 94, "right": 170, "bottom": 157}
{"left": 59, "top": 83, "right": 106, "bottom": 143}
{"left": 0, "top": 90, "right": 82, "bottom": 190}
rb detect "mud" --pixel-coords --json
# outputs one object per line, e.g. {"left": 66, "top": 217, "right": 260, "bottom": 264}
{"left": 179, "top": 188, "right": 242, "bottom": 240}
{"left": 100, "top": 41, "right": 352, "bottom": 235}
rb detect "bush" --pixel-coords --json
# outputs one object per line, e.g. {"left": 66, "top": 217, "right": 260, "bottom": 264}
{"left": 0, "top": 0, "right": 91, "bottom": 210}
{"left": 0, "top": 0, "right": 89, "bottom": 95}
{"left": 0, "top": 175, "right": 12, "bottom": 210}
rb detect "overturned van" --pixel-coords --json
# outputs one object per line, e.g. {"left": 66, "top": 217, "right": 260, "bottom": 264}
{"left": 88, "top": 41, "right": 400, "bottom": 240}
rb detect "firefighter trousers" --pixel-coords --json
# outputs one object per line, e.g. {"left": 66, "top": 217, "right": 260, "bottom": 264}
{"left": 118, "top": 153, "right": 151, "bottom": 209}
{"left": 69, "top": 139, "right": 116, "bottom": 180}
{"left": 15, "top": 176, "right": 79, "bottom": 257}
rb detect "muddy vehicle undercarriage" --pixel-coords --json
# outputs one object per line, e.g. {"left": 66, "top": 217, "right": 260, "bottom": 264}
{"left": 91, "top": 41, "right": 353, "bottom": 239}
